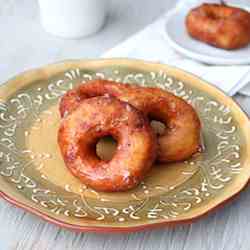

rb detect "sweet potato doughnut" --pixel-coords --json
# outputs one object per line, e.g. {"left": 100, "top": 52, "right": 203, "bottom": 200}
{"left": 186, "top": 3, "right": 250, "bottom": 50}
{"left": 58, "top": 96, "right": 157, "bottom": 192}
{"left": 59, "top": 80, "right": 201, "bottom": 162}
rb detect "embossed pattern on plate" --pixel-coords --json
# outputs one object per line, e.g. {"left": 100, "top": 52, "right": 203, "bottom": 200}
{"left": 0, "top": 59, "right": 249, "bottom": 232}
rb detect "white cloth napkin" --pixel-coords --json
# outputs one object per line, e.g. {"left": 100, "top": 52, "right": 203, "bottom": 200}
{"left": 102, "top": 0, "right": 250, "bottom": 96}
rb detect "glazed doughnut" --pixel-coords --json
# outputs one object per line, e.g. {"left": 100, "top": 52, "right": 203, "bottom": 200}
{"left": 186, "top": 3, "right": 250, "bottom": 50}
{"left": 59, "top": 80, "right": 201, "bottom": 162}
{"left": 58, "top": 96, "right": 157, "bottom": 192}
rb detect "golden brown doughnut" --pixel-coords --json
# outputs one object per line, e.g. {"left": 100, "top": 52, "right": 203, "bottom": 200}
{"left": 186, "top": 3, "right": 250, "bottom": 50}
{"left": 58, "top": 96, "right": 157, "bottom": 192}
{"left": 59, "top": 79, "right": 201, "bottom": 162}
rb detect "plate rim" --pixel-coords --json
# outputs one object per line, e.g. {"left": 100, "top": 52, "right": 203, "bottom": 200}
{"left": 0, "top": 58, "right": 250, "bottom": 233}
{"left": 1, "top": 182, "right": 249, "bottom": 233}
{"left": 164, "top": 7, "right": 250, "bottom": 65}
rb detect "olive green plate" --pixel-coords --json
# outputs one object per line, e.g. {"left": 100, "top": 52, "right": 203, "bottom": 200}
{"left": 0, "top": 59, "right": 249, "bottom": 233}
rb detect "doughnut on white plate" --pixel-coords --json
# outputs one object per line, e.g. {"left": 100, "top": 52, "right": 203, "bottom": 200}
{"left": 164, "top": 2, "right": 250, "bottom": 65}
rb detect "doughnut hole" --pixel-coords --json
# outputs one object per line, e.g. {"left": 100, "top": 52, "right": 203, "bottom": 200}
{"left": 148, "top": 110, "right": 168, "bottom": 137}
{"left": 96, "top": 135, "right": 118, "bottom": 161}
{"left": 150, "top": 120, "right": 166, "bottom": 136}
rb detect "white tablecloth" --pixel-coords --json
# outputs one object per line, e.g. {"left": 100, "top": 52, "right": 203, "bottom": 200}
{"left": 103, "top": 0, "right": 250, "bottom": 96}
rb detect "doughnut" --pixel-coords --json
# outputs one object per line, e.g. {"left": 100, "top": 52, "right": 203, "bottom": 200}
{"left": 59, "top": 80, "right": 201, "bottom": 162}
{"left": 186, "top": 3, "right": 250, "bottom": 50}
{"left": 58, "top": 96, "right": 157, "bottom": 192}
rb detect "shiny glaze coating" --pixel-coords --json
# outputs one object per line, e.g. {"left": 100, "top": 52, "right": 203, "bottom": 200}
{"left": 59, "top": 79, "right": 201, "bottom": 162}
{"left": 186, "top": 3, "right": 250, "bottom": 50}
{"left": 58, "top": 96, "right": 157, "bottom": 192}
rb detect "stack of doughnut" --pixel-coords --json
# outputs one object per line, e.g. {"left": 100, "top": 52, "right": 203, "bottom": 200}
{"left": 58, "top": 79, "right": 201, "bottom": 192}
{"left": 186, "top": 3, "right": 250, "bottom": 50}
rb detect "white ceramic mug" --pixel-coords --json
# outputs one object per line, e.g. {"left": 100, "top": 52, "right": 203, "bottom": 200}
{"left": 38, "top": 0, "right": 108, "bottom": 38}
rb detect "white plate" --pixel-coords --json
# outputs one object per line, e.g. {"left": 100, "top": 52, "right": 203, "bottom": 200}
{"left": 164, "top": 4, "right": 250, "bottom": 65}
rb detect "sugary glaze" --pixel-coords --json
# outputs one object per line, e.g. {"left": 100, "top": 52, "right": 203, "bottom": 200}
{"left": 186, "top": 3, "right": 250, "bottom": 50}
{"left": 59, "top": 79, "right": 201, "bottom": 162}
{"left": 58, "top": 96, "right": 157, "bottom": 192}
